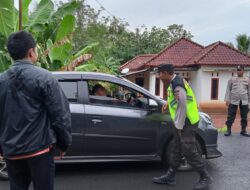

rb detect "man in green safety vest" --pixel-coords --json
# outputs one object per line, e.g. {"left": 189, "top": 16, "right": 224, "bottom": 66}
{"left": 152, "top": 64, "right": 213, "bottom": 190}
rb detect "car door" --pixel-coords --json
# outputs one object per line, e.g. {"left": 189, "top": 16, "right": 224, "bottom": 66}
{"left": 58, "top": 80, "right": 86, "bottom": 157}
{"left": 82, "top": 79, "right": 161, "bottom": 157}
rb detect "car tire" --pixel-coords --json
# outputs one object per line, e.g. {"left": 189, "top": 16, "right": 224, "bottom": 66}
{"left": 164, "top": 139, "right": 203, "bottom": 171}
{"left": 0, "top": 160, "right": 8, "bottom": 180}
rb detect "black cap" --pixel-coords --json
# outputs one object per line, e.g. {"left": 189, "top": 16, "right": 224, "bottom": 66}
{"left": 237, "top": 65, "right": 244, "bottom": 71}
{"left": 157, "top": 64, "right": 174, "bottom": 73}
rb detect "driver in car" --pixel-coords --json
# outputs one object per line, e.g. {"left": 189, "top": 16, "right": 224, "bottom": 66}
{"left": 92, "top": 84, "right": 122, "bottom": 105}
{"left": 92, "top": 84, "right": 107, "bottom": 96}
{"left": 127, "top": 92, "right": 137, "bottom": 106}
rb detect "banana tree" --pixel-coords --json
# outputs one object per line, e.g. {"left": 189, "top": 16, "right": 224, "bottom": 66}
{"left": 76, "top": 55, "right": 121, "bottom": 75}
{"left": 0, "top": 0, "right": 95, "bottom": 72}
{"left": 0, "top": 0, "right": 18, "bottom": 71}
{"left": 25, "top": 0, "right": 95, "bottom": 71}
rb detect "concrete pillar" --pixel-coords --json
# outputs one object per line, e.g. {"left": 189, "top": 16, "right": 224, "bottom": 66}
{"left": 149, "top": 72, "right": 156, "bottom": 95}
{"left": 160, "top": 80, "right": 164, "bottom": 98}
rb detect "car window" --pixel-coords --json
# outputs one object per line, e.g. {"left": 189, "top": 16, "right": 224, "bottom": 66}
{"left": 87, "top": 80, "right": 150, "bottom": 110}
{"left": 59, "top": 81, "right": 78, "bottom": 103}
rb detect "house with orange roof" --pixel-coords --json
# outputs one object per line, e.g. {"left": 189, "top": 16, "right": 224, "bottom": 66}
{"left": 120, "top": 38, "right": 250, "bottom": 110}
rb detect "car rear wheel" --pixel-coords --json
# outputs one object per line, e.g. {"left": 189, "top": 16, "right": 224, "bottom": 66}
{"left": 164, "top": 139, "right": 203, "bottom": 171}
{"left": 0, "top": 160, "right": 8, "bottom": 180}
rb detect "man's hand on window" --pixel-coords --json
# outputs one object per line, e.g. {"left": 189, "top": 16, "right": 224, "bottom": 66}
{"left": 162, "top": 103, "right": 168, "bottom": 113}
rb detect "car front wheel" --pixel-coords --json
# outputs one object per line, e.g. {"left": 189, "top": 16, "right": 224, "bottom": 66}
{"left": 164, "top": 139, "right": 203, "bottom": 171}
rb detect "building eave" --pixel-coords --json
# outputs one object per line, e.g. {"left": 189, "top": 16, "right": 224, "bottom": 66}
{"left": 121, "top": 68, "right": 149, "bottom": 76}
{"left": 174, "top": 67, "right": 199, "bottom": 71}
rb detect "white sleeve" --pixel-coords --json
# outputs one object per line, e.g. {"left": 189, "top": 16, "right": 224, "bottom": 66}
{"left": 174, "top": 86, "right": 187, "bottom": 130}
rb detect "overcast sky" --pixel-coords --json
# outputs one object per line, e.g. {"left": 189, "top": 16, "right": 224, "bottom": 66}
{"left": 86, "top": 0, "right": 250, "bottom": 46}
{"left": 14, "top": 0, "right": 250, "bottom": 46}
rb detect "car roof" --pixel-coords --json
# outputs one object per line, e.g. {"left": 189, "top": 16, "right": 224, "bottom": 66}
{"left": 52, "top": 71, "right": 121, "bottom": 80}
{"left": 53, "top": 71, "right": 162, "bottom": 101}
{"left": 0, "top": 71, "right": 163, "bottom": 103}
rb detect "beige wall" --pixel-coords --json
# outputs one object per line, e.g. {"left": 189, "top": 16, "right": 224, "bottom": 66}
{"left": 126, "top": 75, "right": 136, "bottom": 83}
{"left": 124, "top": 71, "right": 150, "bottom": 90}
{"left": 143, "top": 71, "right": 150, "bottom": 90}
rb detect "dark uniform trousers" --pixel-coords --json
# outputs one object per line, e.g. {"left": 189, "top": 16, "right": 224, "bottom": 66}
{"left": 226, "top": 101, "right": 249, "bottom": 131}
{"left": 170, "top": 120, "right": 204, "bottom": 170}
{"left": 6, "top": 151, "right": 55, "bottom": 190}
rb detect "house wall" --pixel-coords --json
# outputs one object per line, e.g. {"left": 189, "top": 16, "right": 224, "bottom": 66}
{"left": 149, "top": 72, "right": 156, "bottom": 94}
{"left": 126, "top": 75, "right": 136, "bottom": 83}
{"left": 196, "top": 66, "right": 250, "bottom": 112}
{"left": 200, "top": 70, "right": 214, "bottom": 102}
{"left": 144, "top": 71, "right": 150, "bottom": 90}
{"left": 189, "top": 70, "right": 202, "bottom": 102}
{"left": 160, "top": 80, "right": 164, "bottom": 98}
{"left": 199, "top": 66, "right": 241, "bottom": 103}
{"left": 125, "top": 71, "right": 150, "bottom": 90}
{"left": 125, "top": 67, "right": 250, "bottom": 113}
{"left": 188, "top": 67, "right": 250, "bottom": 104}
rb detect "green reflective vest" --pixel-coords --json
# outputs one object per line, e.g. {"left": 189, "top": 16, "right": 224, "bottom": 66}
{"left": 167, "top": 79, "right": 200, "bottom": 125}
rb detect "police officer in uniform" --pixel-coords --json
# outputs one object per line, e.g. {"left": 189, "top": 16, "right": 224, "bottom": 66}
{"left": 224, "top": 65, "right": 250, "bottom": 137}
{"left": 152, "top": 64, "right": 213, "bottom": 190}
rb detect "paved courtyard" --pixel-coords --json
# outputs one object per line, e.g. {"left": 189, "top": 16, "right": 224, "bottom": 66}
{"left": 209, "top": 112, "right": 250, "bottom": 133}
{"left": 1, "top": 133, "right": 250, "bottom": 190}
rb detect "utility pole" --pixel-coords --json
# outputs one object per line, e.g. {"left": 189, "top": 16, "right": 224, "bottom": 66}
{"left": 19, "top": 0, "right": 22, "bottom": 30}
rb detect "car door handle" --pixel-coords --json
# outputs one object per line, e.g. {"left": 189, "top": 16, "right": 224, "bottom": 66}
{"left": 91, "top": 119, "right": 103, "bottom": 124}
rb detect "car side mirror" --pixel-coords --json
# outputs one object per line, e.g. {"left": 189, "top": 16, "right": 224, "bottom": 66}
{"left": 149, "top": 99, "right": 158, "bottom": 112}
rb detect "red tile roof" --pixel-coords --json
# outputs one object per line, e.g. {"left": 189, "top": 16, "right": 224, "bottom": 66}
{"left": 185, "top": 42, "right": 219, "bottom": 65}
{"left": 120, "top": 54, "right": 155, "bottom": 71}
{"left": 186, "top": 42, "right": 250, "bottom": 66}
{"left": 146, "top": 38, "right": 203, "bottom": 67}
{"left": 121, "top": 38, "right": 250, "bottom": 71}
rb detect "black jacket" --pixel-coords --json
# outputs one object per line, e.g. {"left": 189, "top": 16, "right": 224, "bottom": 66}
{"left": 0, "top": 60, "right": 72, "bottom": 157}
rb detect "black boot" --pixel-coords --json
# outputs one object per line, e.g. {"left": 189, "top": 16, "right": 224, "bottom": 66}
{"left": 152, "top": 168, "right": 176, "bottom": 186}
{"left": 224, "top": 131, "right": 231, "bottom": 136}
{"left": 194, "top": 168, "right": 213, "bottom": 190}
{"left": 240, "top": 130, "right": 250, "bottom": 137}
{"left": 224, "top": 126, "right": 231, "bottom": 136}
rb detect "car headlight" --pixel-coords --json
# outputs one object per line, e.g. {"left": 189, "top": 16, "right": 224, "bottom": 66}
{"left": 202, "top": 114, "right": 212, "bottom": 125}
{"left": 199, "top": 112, "right": 214, "bottom": 129}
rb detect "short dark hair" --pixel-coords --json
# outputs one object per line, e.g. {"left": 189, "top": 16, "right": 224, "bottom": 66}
{"left": 7, "top": 31, "right": 36, "bottom": 61}
{"left": 92, "top": 84, "right": 105, "bottom": 95}
{"left": 157, "top": 63, "right": 174, "bottom": 75}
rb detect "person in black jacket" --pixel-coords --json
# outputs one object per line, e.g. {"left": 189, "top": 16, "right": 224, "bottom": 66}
{"left": 0, "top": 31, "right": 72, "bottom": 190}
